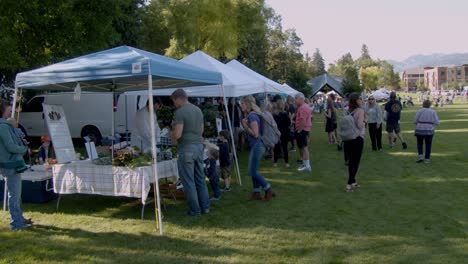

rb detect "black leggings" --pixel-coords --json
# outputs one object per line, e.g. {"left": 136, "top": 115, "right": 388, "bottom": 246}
{"left": 368, "top": 123, "right": 382, "bottom": 150}
{"left": 344, "top": 137, "right": 364, "bottom": 185}
{"left": 274, "top": 136, "right": 289, "bottom": 163}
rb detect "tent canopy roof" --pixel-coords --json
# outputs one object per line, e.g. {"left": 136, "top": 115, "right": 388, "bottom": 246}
{"left": 127, "top": 51, "right": 277, "bottom": 97}
{"left": 307, "top": 74, "right": 344, "bottom": 97}
{"left": 225, "top": 59, "right": 284, "bottom": 94}
{"left": 15, "top": 46, "right": 223, "bottom": 92}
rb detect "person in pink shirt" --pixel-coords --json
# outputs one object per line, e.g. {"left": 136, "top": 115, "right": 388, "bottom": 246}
{"left": 294, "top": 93, "right": 312, "bottom": 172}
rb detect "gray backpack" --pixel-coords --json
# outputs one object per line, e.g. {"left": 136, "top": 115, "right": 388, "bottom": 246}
{"left": 260, "top": 111, "right": 281, "bottom": 148}
{"left": 338, "top": 109, "right": 360, "bottom": 141}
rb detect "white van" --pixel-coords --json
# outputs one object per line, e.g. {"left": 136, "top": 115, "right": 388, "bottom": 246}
{"left": 19, "top": 92, "right": 147, "bottom": 143}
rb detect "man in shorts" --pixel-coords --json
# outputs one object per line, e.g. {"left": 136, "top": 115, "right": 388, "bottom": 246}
{"left": 384, "top": 92, "right": 407, "bottom": 149}
{"left": 294, "top": 92, "right": 312, "bottom": 172}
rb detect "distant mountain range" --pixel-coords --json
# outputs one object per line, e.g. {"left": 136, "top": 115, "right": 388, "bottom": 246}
{"left": 387, "top": 53, "right": 468, "bottom": 73}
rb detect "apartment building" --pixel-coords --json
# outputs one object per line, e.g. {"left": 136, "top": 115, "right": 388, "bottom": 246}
{"left": 401, "top": 69, "right": 424, "bottom": 91}
{"left": 424, "top": 65, "right": 468, "bottom": 90}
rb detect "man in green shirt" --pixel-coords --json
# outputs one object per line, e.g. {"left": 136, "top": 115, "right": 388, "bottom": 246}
{"left": 171, "top": 89, "right": 209, "bottom": 216}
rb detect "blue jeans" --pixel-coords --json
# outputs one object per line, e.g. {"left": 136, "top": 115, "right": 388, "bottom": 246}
{"left": 416, "top": 134, "right": 433, "bottom": 159}
{"left": 248, "top": 142, "right": 271, "bottom": 192}
{"left": 1, "top": 168, "right": 25, "bottom": 229}
{"left": 177, "top": 144, "right": 210, "bottom": 215}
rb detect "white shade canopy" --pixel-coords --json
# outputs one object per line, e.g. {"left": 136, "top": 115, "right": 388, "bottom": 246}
{"left": 127, "top": 50, "right": 268, "bottom": 97}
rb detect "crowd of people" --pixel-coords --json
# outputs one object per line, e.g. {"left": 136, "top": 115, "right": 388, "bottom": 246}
{"left": 0, "top": 88, "right": 444, "bottom": 228}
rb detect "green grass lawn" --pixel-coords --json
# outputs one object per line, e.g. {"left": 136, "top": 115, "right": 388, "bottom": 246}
{"left": 1, "top": 101, "right": 467, "bottom": 264}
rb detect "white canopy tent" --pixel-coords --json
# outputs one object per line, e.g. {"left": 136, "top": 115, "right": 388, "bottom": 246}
{"left": 282, "top": 83, "right": 300, "bottom": 96}
{"left": 126, "top": 51, "right": 287, "bottom": 187}
{"left": 11, "top": 46, "right": 223, "bottom": 235}
{"left": 226, "top": 59, "right": 290, "bottom": 96}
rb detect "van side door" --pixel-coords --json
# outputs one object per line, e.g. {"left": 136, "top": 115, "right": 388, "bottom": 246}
{"left": 19, "top": 96, "right": 47, "bottom": 137}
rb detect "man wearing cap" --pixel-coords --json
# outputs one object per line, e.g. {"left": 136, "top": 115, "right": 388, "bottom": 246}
{"left": 130, "top": 96, "right": 162, "bottom": 153}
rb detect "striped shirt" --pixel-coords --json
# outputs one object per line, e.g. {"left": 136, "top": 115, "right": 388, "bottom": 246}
{"left": 414, "top": 108, "right": 440, "bottom": 135}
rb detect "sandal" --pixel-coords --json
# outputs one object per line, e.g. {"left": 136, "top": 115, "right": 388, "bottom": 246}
{"left": 345, "top": 185, "right": 353, "bottom": 192}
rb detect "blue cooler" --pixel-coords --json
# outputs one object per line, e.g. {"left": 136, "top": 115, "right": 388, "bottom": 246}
{"left": 0, "top": 165, "right": 57, "bottom": 203}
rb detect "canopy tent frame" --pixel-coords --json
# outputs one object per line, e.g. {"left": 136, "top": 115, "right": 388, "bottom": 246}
{"left": 9, "top": 46, "right": 223, "bottom": 236}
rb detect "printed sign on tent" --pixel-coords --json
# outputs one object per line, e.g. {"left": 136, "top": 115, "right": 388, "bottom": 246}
{"left": 43, "top": 104, "right": 76, "bottom": 163}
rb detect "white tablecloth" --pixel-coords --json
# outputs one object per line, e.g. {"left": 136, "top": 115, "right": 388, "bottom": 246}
{"left": 0, "top": 165, "right": 52, "bottom": 182}
{"left": 52, "top": 159, "right": 178, "bottom": 204}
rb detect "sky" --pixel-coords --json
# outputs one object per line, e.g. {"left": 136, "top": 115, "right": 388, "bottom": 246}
{"left": 265, "top": 0, "right": 468, "bottom": 65}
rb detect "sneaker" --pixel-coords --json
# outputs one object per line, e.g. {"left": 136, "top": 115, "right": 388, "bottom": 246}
{"left": 298, "top": 166, "right": 311, "bottom": 172}
{"left": 248, "top": 192, "right": 263, "bottom": 201}
{"left": 416, "top": 155, "right": 424, "bottom": 163}
{"left": 424, "top": 159, "right": 430, "bottom": 164}
{"left": 402, "top": 142, "right": 408, "bottom": 149}
{"left": 297, "top": 164, "right": 306, "bottom": 171}
{"left": 221, "top": 187, "right": 231, "bottom": 192}
{"left": 285, "top": 163, "right": 290, "bottom": 168}
{"left": 210, "top": 197, "right": 220, "bottom": 201}
{"left": 202, "top": 208, "right": 210, "bottom": 214}
{"left": 11, "top": 224, "right": 32, "bottom": 231}
{"left": 264, "top": 188, "right": 275, "bottom": 201}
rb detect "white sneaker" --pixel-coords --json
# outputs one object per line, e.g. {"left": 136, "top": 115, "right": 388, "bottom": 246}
{"left": 297, "top": 164, "right": 306, "bottom": 171}
{"left": 298, "top": 165, "right": 311, "bottom": 172}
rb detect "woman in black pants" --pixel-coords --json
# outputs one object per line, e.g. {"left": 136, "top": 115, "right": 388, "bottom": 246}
{"left": 365, "top": 96, "right": 383, "bottom": 151}
{"left": 344, "top": 93, "right": 366, "bottom": 192}
{"left": 272, "top": 95, "right": 291, "bottom": 167}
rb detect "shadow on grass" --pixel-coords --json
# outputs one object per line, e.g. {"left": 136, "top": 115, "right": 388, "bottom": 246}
{"left": 0, "top": 224, "right": 237, "bottom": 263}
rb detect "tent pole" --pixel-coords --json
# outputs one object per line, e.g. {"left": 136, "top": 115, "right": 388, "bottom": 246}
{"left": 221, "top": 85, "right": 242, "bottom": 186}
{"left": 147, "top": 59, "right": 163, "bottom": 235}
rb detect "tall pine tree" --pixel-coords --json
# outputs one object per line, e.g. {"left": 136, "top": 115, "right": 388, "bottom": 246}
{"left": 310, "top": 48, "right": 326, "bottom": 77}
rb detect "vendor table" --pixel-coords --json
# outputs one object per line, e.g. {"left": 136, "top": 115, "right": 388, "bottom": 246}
{"left": 52, "top": 159, "right": 179, "bottom": 218}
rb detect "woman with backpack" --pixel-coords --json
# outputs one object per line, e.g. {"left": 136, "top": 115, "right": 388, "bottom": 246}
{"left": 342, "top": 93, "right": 366, "bottom": 192}
{"left": 240, "top": 95, "right": 275, "bottom": 201}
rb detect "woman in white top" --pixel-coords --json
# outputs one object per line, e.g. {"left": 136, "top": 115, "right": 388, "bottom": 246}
{"left": 365, "top": 96, "right": 383, "bottom": 151}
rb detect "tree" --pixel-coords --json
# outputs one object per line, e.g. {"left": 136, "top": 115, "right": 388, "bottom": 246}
{"left": 360, "top": 66, "right": 380, "bottom": 91}
{"left": 0, "top": 0, "right": 144, "bottom": 83}
{"left": 161, "top": 0, "right": 239, "bottom": 59}
{"left": 328, "top": 53, "right": 355, "bottom": 77}
{"left": 378, "top": 60, "right": 400, "bottom": 88}
{"left": 416, "top": 79, "right": 429, "bottom": 92}
{"left": 310, "top": 48, "right": 326, "bottom": 77}
{"left": 235, "top": 1, "right": 271, "bottom": 74}
{"left": 356, "top": 44, "right": 375, "bottom": 69}
{"left": 342, "top": 67, "right": 362, "bottom": 95}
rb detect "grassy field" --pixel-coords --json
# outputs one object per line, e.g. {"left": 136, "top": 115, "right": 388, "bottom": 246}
{"left": 1, "top": 100, "right": 467, "bottom": 263}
